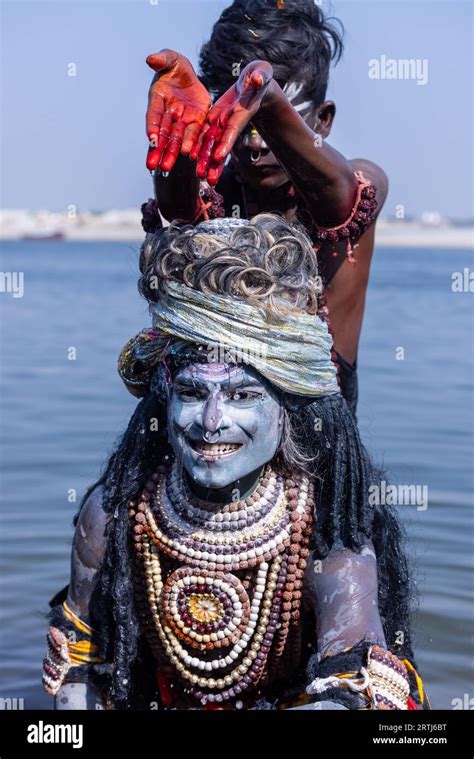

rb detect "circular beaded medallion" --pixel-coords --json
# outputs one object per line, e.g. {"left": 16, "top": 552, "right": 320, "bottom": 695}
{"left": 162, "top": 567, "right": 250, "bottom": 650}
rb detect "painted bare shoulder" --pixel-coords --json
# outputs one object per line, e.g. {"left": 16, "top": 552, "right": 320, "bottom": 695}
{"left": 66, "top": 485, "right": 110, "bottom": 623}
{"left": 304, "top": 539, "right": 387, "bottom": 658}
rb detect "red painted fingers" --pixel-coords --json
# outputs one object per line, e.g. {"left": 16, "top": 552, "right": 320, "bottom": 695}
{"left": 196, "top": 124, "right": 221, "bottom": 180}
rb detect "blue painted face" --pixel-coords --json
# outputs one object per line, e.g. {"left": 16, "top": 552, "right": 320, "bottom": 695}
{"left": 167, "top": 362, "right": 283, "bottom": 490}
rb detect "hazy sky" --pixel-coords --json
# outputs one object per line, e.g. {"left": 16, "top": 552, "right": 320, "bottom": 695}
{"left": 1, "top": 0, "right": 473, "bottom": 218}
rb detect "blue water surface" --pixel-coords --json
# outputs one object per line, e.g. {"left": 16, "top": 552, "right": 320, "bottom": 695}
{"left": 0, "top": 240, "right": 472, "bottom": 709}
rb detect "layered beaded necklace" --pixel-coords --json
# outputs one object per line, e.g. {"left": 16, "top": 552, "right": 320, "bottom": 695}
{"left": 129, "top": 459, "right": 314, "bottom": 707}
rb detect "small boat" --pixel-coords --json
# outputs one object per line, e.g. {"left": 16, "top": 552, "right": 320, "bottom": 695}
{"left": 22, "top": 230, "right": 65, "bottom": 241}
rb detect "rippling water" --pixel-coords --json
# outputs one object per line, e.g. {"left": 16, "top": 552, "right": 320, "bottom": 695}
{"left": 0, "top": 240, "right": 472, "bottom": 709}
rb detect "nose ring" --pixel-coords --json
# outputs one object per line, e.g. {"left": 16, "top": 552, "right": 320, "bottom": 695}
{"left": 203, "top": 429, "right": 221, "bottom": 443}
{"left": 250, "top": 150, "right": 262, "bottom": 163}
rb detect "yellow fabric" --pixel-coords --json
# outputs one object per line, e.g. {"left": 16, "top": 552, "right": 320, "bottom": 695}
{"left": 61, "top": 601, "right": 104, "bottom": 666}
{"left": 62, "top": 601, "right": 95, "bottom": 636}
{"left": 69, "top": 640, "right": 104, "bottom": 666}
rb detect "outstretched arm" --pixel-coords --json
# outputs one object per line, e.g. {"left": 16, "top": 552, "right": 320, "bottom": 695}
{"left": 194, "top": 61, "right": 362, "bottom": 226}
{"left": 252, "top": 79, "right": 360, "bottom": 226}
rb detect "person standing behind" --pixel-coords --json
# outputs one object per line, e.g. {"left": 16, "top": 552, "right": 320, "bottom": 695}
{"left": 143, "top": 0, "right": 388, "bottom": 416}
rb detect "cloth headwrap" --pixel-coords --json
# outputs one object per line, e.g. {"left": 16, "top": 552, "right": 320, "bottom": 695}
{"left": 118, "top": 280, "right": 339, "bottom": 398}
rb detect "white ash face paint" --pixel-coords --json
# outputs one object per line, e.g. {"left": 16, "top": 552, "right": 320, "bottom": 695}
{"left": 283, "top": 81, "right": 315, "bottom": 121}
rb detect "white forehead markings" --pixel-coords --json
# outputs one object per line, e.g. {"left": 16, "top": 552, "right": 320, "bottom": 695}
{"left": 283, "top": 81, "right": 304, "bottom": 100}
{"left": 282, "top": 81, "right": 313, "bottom": 115}
{"left": 180, "top": 363, "right": 246, "bottom": 382}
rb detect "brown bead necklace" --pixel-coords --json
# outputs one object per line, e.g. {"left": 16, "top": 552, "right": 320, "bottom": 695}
{"left": 129, "top": 460, "right": 314, "bottom": 706}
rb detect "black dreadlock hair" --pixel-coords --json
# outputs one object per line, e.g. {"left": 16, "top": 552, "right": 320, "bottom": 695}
{"left": 76, "top": 389, "right": 415, "bottom": 709}
{"left": 199, "top": 0, "right": 344, "bottom": 106}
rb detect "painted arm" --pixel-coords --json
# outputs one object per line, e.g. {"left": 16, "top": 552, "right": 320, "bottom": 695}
{"left": 284, "top": 541, "right": 386, "bottom": 710}
{"left": 144, "top": 52, "right": 359, "bottom": 226}
{"left": 306, "top": 539, "right": 386, "bottom": 659}
{"left": 52, "top": 487, "right": 112, "bottom": 710}
{"left": 285, "top": 541, "right": 385, "bottom": 710}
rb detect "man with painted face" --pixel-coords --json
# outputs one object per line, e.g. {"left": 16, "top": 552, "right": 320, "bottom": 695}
{"left": 167, "top": 362, "right": 283, "bottom": 491}
{"left": 143, "top": 0, "right": 389, "bottom": 416}
{"left": 42, "top": 216, "right": 428, "bottom": 711}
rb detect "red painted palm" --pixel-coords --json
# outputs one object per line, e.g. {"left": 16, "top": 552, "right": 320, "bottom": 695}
{"left": 145, "top": 49, "right": 211, "bottom": 172}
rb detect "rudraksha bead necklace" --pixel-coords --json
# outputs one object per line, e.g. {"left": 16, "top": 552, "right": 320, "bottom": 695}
{"left": 129, "top": 460, "right": 314, "bottom": 706}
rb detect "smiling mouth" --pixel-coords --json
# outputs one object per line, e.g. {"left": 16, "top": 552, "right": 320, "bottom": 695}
{"left": 189, "top": 441, "right": 243, "bottom": 460}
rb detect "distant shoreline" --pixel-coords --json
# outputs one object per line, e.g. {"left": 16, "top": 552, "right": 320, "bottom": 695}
{"left": 0, "top": 215, "right": 472, "bottom": 249}
{"left": 375, "top": 226, "right": 473, "bottom": 249}
{"left": 2, "top": 232, "right": 472, "bottom": 249}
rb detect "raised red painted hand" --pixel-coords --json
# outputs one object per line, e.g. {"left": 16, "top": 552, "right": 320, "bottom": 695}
{"left": 146, "top": 49, "right": 212, "bottom": 172}
{"left": 192, "top": 61, "right": 273, "bottom": 186}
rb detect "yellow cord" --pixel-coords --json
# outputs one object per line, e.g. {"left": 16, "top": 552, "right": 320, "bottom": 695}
{"left": 403, "top": 659, "right": 425, "bottom": 705}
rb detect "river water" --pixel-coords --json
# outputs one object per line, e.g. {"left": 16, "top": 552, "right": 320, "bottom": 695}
{"left": 0, "top": 240, "right": 472, "bottom": 709}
